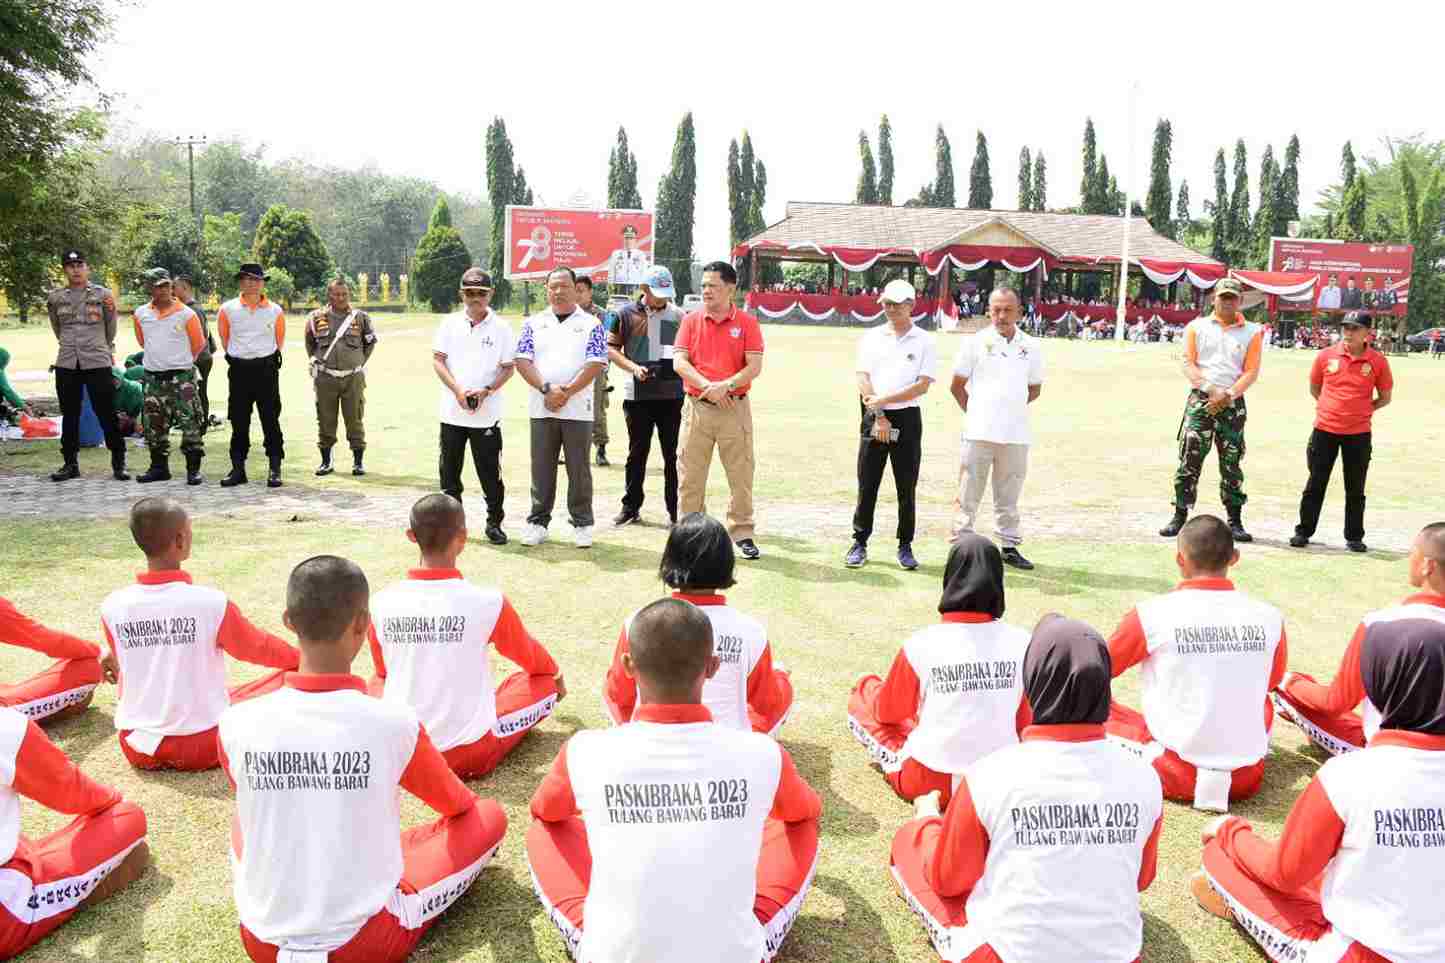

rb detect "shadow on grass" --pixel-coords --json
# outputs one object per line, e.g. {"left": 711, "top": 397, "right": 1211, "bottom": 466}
{"left": 27, "top": 857, "right": 177, "bottom": 961}
{"left": 131, "top": 765, "right": 233, "bottom": 801}
{"left": 785, "top": 739, "right": 880, "bottom": 838}
{"left": 467, "top": 722, "right": 580, "bottom": 809}
{"left": 997, "top": 564, "right": 1175, "bottom": 597}
{"left": 335, "top": 470, "right": 440, "bottom": 491}
{"left": 1143, "top": 911, "right": 1194, "bottom": 961}
{"left": 747, "top": 552, "right": 903, "bottom": 588}
{"left": 1226, "top": 743, "right": 1327, "bottom": 824}
{"left": 784, "top": 873, "right": 903, "bottom": 962}
{"left": 421, "top": 862, "right": 548, "bottom": 962}
{"left": 40, "top": 707, "right": 116, "bottom": 764}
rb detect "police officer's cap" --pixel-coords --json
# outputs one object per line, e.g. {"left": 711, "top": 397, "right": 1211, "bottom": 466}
{"left": 1341, "top": 311, "right": 1371, "bottom": 328}
{"left": 235, "top": 262, "right": 269, "bottom": 281}
{"left": 61, "top": 250, "right": 85, "bottom": 265}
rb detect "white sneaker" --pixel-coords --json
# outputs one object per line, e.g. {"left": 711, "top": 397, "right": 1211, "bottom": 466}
{"left": 520, "top": 524, "right": 548, "bottom": 547}
{"left": 574, "top": 525, "right": 593, "bottom": 548}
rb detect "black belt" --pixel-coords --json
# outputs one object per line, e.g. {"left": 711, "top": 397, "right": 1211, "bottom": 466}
{"left": 695, "top": 395, "right": 745, "bottom": 406}
{"left": 146, "top": 368, "right": 192, "bottom": 381}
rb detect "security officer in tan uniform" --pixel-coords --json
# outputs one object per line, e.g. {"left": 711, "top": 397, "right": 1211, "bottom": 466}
{"left": 304, "top": 277, "right": 376, "bottom": 477}
{"left": 46, "top": 249, "right": 129, "bottom": 482}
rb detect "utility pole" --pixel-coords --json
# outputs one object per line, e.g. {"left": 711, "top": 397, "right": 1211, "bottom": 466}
{"left": 173, "top": 134, "right": 207, "bottom": 230}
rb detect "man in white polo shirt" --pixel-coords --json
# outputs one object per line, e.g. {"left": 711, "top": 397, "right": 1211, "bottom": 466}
{"left": 847, "top": 279, "right": 937, "bottom": 571}
{"left": 950, "top": 287, "right": 1044, "bottom": 570}
{"left": 1162, "top": 277, "right": 1263, "bottom": 542}
{"left": 433, "top": 267, "right": 514, "bottom": 546}
{"left": 513, "top": 267, "right": 608, "bottom": 548}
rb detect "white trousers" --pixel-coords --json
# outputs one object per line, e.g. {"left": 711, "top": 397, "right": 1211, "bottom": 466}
{"left": 952, "top": 440, "right": 1029, "bottom": 546}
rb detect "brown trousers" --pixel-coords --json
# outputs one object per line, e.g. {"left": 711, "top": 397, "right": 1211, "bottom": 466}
{"left": 677, "top": 395, "right": 755, "bottom": 540}
{"left": 314, "top": 371, "right": 365, "bottom": 451}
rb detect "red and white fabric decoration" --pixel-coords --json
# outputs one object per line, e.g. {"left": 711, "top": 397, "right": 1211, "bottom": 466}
{"left": 1229, "top": 270, "right": 1318, "bottom": 298}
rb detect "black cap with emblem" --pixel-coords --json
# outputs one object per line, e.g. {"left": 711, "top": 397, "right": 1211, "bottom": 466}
{"left": 62, "top": 250, "right": 85, "bottom": 265}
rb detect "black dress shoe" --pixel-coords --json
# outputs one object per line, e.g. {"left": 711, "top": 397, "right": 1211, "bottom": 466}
{"left": 220, "top": 464, "right": 248, "bottom": 487}
{"left": 1346, "top": 540, "right": 1368, "bottom": 553}
{"left": 595, "top": 445, "right": 609, "bottom": 467}
{"left": 736, "top": 538, "right": 761, "bottom": 560}
{"left": 614, "top": 509, "right": 641, "bottom": 526}
{"left": 1289, "top": 535, "right": 1309, "bottom": 548}
{"left": 112, "top": 466, "right": 131, "bottom": 481}
{"left": 485, "top": 524, "right": 508, "bottom": 545}
{"left": 267, "top": 457, "right": 283, "bottom": 488}
{"left": 50, "top": 463, "right": 79, "bottom": 482}
{"left": 1159, "top": 509, "right": 1188, "bottom": 537}
{"left": 1001, "top": 547, "right": 1035, "bottom": 570}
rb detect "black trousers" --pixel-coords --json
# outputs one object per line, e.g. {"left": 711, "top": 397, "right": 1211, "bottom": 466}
{"left": 1295, "top": 428, "right": 1372, "bottom": 542}
{"left": 195, "top": 352, "right": 213, "bottom": 420}
{"left": 54, "top": 365, "right": 124, "bottom": 462}
{"left": 621, "top": 398, "right": 683, "bottom": 518}
{"left": 226, "top": 354, "right": 284, "bottom": 461}
{"left": 852, "top": 404, "right": 923, "bottom": 546}
{"left": 439, "top": 423, "right": 505, "bottom": 526}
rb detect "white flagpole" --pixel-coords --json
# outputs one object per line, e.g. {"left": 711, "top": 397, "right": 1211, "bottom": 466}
{"left": 1115, "top": 81, "right": 1140, "bottom": 342}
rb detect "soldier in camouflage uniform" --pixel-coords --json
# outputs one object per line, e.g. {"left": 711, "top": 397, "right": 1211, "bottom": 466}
{"left": 1162, "top": 278, "right": 1263, "bottom": 542}
{"left": 133, "top": 269, "right": 207, "bottom": 485}
{"left": 305, "top": 277, "right": 376, "bottom": 477}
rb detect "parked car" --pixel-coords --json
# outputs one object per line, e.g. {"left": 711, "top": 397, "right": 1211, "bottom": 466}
{"left": 1406, "top": 327, "right": 1444, "bottom": 352}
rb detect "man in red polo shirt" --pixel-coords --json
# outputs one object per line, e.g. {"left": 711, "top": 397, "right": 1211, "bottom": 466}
{"left": 1291, "top": 311, "right": 1393, "bottom": 553}
{"left": 673, "top": 261, "right": 766, "bottom": 559}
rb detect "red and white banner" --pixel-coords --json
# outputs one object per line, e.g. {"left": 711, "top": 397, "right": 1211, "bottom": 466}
{"left": 505, "top": 207, "right": 654, "bottom": 282}
{"left": 1269, "top": 238, "right": 1412, "bottom": 315}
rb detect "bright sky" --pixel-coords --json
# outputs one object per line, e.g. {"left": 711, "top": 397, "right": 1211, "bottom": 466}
{"left": 93, "top": 0, "right": 1438, "bottom": 259}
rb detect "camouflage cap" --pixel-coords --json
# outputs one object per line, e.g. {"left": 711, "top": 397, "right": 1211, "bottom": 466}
{"left": 1215, "top": 277, "right": 1243, "bottom": 297}
{"left": 143, "top": 267, "right": 173, "bottom": 287}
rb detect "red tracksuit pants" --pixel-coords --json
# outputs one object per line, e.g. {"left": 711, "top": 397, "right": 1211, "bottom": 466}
{"left": 847, "top": 675, "right": 955, "bottom": 808}
{"left": 0, "top": 801, "right": 147, "bottom": 959}
{"left": 1105, "top": 701, "right": 1266, "bottom": 803}
{"left": 603, "top": 671, "right": 795, "bottom": 737}
{"left": 119, "top": 669, "right": 288, "bottom": 771}
{"left": 527, "top": 815, "right": 820, "bottom": 962}
{"left": 0, "top": 657, "right": 102, "bottom": 722}
{"left": 1271, "top": 690, "right": 1365, "bottom": 756}
{"left": 890, "top": 820, "right": 1138, "bottom": 963}
{"left": 1200, "top": 835, "right": 1387, "bottom": 962}
{"left": 240, "top": 800, "right": 507, "bottom": 963}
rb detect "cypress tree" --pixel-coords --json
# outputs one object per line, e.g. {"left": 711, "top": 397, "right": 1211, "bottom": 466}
{"left": 1279, "top": 134, "right": 1301, "bottom": 226}
{"left": 1175, "top": 180, "right": 1190, "bottom": 237}
{"left": 1401, "top": 164, "right": 1444, "bottom": 333}
{"left": 856, "top": 132, "right": 879, "bottom": 205}
{"left": 1031, "top": 152, "right": 1047, "bottom": 211}
{"left": 513, "top": 166, "right": 532, "bottom": 206}
{"left": 726, "top": 138, "right": 743, "bottom": 248}
{"left": 1341, "top": 141, "right": 1357, "bottom": 189}
{"left": 1252, "top": 146, "right": 1278, "bottom": 267}
{"left": 1228, "top": 139, "right": 1251, "bottom": 267}
{"left": 1338, "top": 176, "right": 1368, "bottom": 241}
{"left": 1146, "top": 118, "right": 1174, "bottom": 238}
{"left": 1211, "top": 148, "right": 1229, "bottom": 263}
{"left": 655, "top": 112, "right": 696, "bottom": 296}
{"left": 484, "top": 118, "right": 515, "bottom": 306}
{"left": 1017, "top": 146, "right": 1032, "bottom": 211}
{"left": 1081, "top": 118, "right": 1098, "bottom": 212}
{"left": 739, "top": 132, "right": 756, "bottom": 221}
{"left": 967, "top": 131, "right": 992, "bottom": 209}
{"left": 877, "top": 115, "right": 895, "bottom": 205}
{"left": 412, "top": 197, "right": 472, "bottom": 312}
{"left": 608, "top": 127, "right": 641, "bottom": 209}
{"left": 933, "top": 125, "right": 955, "bottom": 207}
{"left": 1095, "top": 155, "right": 1113, "bottom": 214}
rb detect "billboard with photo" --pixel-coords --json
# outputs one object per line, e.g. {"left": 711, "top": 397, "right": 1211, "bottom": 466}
{"left": 1270, "top": 238, "right": 1413, "bottom": 316}
{"left": 504, "top": 206, "right": 654, "bottom": 282}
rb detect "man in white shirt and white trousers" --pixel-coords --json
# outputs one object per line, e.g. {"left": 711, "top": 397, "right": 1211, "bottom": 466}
{"left": 950, "top": 288, "right": 1045, "bottom": 570}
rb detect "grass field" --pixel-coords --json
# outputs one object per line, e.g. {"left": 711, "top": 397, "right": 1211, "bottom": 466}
{"left": 1, "top": 312, "right": 1443, "bottom": 961}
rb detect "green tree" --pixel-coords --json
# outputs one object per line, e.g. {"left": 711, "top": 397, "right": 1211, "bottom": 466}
{"left": 1095, "top": 155, "right": 1115, "bottom": 214}
{"left": 1211, "top": 148, "right": 1229, "bottom": 262}
{"left": 1031, "top": 152, "right": 1047, "bottom": 211}
{"left": 1146, "top": 118, "right": 1174, "bottom": 238}
{"left": 1228, "top": 140, "right": 1251, "bottom": 266}
{"left": 1336, "top": 176, "right": 1369, "bottom": 241}
{"left": 142, "top": 210, "right": 203, "bottom": 283}
{"left": 195, "top": 141, "right": 275, "bottom": 239}
{"left": 1081, "top": 118, "right": 1099, "bottom": 211}
{"left": 1279, "top": 134, "right": 1301, "bottom": 226}
{"left": 484, "top": 117, "right": 516, "bottom": 307}
{"left": 1175, "top": 180, "right": 1190, "bottom": 238}
{"left": 655, "top": 112, "right": 696, "bottom": 297}
{"left": 856, "top": 132, "right": 879, "bottom": 205}
{"left": 1401, "top": 162, "right": 1444, "bottom": 333}
{"left": 1252, "top": 145, "right": 1278, "bottom": 268}
{"left": 877, "top": 115, "right": 894, "bottom": 205}
{"left": 739, "top": 132, "right": 756, "bottom": 226}
{"left": 412, "top": 197, "right": 473, "bottom": 312}
{"left": 1017, "top": 146, "right": 1032, "bottom": 211}
{"left": 726, "top": 138, "right": 743, "bottom": 247}
{"left": 1341, "top": 141, "right": 1357, "bottom": 189}
{"left": 262, "top": 265, "right": 296, "bottom": 310}
{"left": 202, "top": 212, "right": 247, "bottom": 299}
{"left": 252, "top": 204, "right": 333, "bottom": 294}
{"left": 967, "top": 131, "right": 992, "bottom": 209}
{"left": 513, "top": 166, "right": 533, "bottom": 206}
{"left": 933, "top": 125, "right": 955, "bottom": 207}
{"left": 607, "top": 127, "right": 642, "bottom": 209}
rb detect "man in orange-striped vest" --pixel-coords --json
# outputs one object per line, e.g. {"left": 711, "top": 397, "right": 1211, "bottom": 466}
{"left": 217, "top": 263, "right": 286, "bottom": 488}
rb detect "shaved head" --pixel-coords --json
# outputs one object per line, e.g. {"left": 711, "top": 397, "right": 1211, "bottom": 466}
{"left": 286, "top": 555, "right": 369, "bottom": 643}
{"left": 628, "top": 598, "right": 714, "bottom": 694}
{"left": 1421, "top": 523, "right": 1445, "bottom": 563}
{"left": 1178, "top": 515, "right": 1234, "bottom": 573}
{"left": 409, "top": 493, "right": 465, "bottom": 553}
{"left": 129, "top": 497, "right": 189, "bottom": 557}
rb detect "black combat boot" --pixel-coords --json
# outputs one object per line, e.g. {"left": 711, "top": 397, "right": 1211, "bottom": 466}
{"left": 112, "top": 450, "right": 130, "bottom": 481}
{"left": 267, "top": 456, "right": 283, "bottom": 488}
{"left": 1159, "top": 507, "right": 1188, "bottom": 537}
{"left": 185, "top": 451, "right": 204, "bottom": 486}
{"left": 220, "top": 458, "right": 248, "bottom": 487}
{"left": 351, "top": 449, "right": 365, "bottom": 476}
{"left": 315, "top": 447, "right": 334, "bottom": 476}
{"left": 136, "top": 451, "right": 171, "bottom": 484}
{"left": 1227, "top": 508, "right": 1253, "bottom": 543}
{"left": 50, "top": 462, "right": 79, "bottom": 482}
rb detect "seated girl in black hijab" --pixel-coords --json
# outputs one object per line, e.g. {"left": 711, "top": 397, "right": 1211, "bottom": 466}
{"left": 890, "top": 615, "right": 1164, "bottom": 963}
{"left": 848, "top": 534, "right": 1031, "bottom": 808}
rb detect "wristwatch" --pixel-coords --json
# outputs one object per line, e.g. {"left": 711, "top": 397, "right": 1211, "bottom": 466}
{"left": 542, "top": 381, "right": 552, "bottom": 395}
